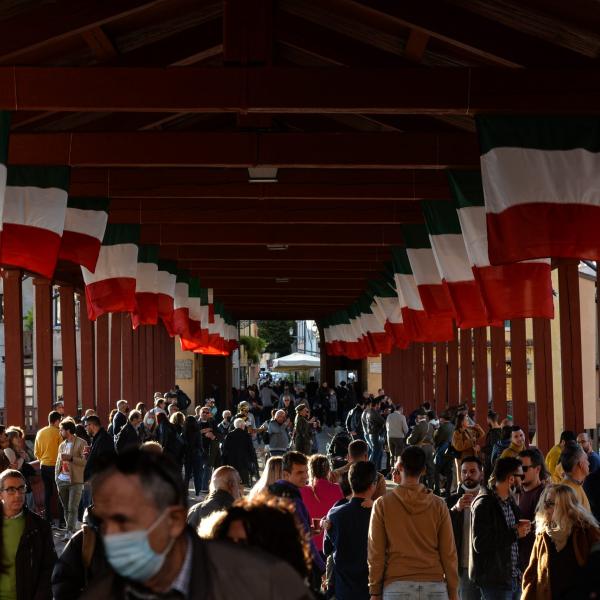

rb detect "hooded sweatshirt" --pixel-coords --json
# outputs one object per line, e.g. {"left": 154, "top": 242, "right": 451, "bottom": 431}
{"left": 368, "top": 482, "right": 458, "bottom": 596}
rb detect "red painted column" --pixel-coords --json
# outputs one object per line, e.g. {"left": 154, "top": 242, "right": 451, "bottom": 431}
{"left": 3, "top": 270, "right": 25, "bottom": 426}
{"left": 121, "top": 314, "right": 133, "bottom": 403}
{"left": 109, "top": 313, "right": 122, "bottom": 405}
{"left": 558, "top": 260, "right": 584, "bottom": 433}
{"left": 139, "top": 326, "right": 148, "bottom": 406}
{"left": 414, "top": 343, "right": 424, "bottom": 407}
{"left": 96, "top": 314, "right": 110, "bottom": 421}
{"left": 490, "top": 325, "right": 507, "bottom": 417}
{"left": 58, "top": 285, "right": 78, "bottom": 417}
{"left": 434, "top": 342, "right": 447, "bottom": 410}
{"left": 131, "top": 326, "right": 140, "bottom": 407}
{"left": 145, "top": 325, "right": 155, "bottom": 401}
{"left": 447, "top": 333, "right": 459, "bottom": 407}
{"left": 510, "top": 319, "right": 529, "bottom": 433}
{"left": 153, "top": 325, "right": 161, "bottom": 396}
{"left": 33, "top": 278, "right": 53, "bottom": 425}
{"left": 459, "top": 329, "right": 472, "bottom": 404}
{"left": 473, "top": 327, "right": 488, "bottom": 428}
{"left": 423, "top": 343, "right": 434, "bottom": 404}
{"left": 79, "top": 294, "right": 95, "bottom": 412}
{"left": 532, "top": 317, "right": 554, "bottom": 453}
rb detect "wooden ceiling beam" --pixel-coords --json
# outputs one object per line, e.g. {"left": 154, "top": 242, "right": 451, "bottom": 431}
{"left": 4, "top": 66, "right": 600, "bottom": 113}
{"left": 0, "top": 0, "right": 168, "bottom": 64}
{"left": 139, "top": 223, "right": 404, "bottom": 245}
{"left": 346, "top": 0, "right": 592, "bottom": 66}
{"left": 8, "top": 131, "right": 479, "bottom": 168}
{"left": 107, "top": 197, "right": 423, "bottom": 224}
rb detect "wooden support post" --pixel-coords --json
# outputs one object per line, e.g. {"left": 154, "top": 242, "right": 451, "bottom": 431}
{"left": 434, "top": 342, "right": 447, "bottom": 409}
{"left": 3, "top": 270, "right": 25, "bottom": 426}
{"left": 132, "top": 326, "right": 140, "bottom": 407}
{"left": 473, "top": 327, "right": 488, "bottom": 428}
{"left": 558, "top": 260, "right": 584, "bottom": 433}
{"left": 58, "top": 286, "right": 78, "bottom": 417}
{"left": 415, "top": 343, "right": 424, "bottom": 407}
{"left": 146, "top": 325, "right": 155, "bottom": 400}
{"left": 121, "top": 314, "right": 133, "bottom": 402}
{"left": 153, "top": 326, "right": 161, "bottom": 396}
{"left": 490, "top": 325, "right": 507, "bottom": 416}
{"left": 447, "top": 333, "right": 459, "bottom": 406}
{"left": 109, "top": 313, "right": 122, "bottom": 404}
{"left": 33, "top": 278, "right": 53, "bottom": 424}
{"left": 79, "top": 294, "right": 95, "bottom": 412}
{"left": 510, "top": 319, "right": 529, "bottom": 434}
{"left": 532, "top": 318, "right": 554, "bottom": 453}
{"left": 96, "top": 314, "right": 110, "bottom": 421}
{"left": 423, "top": 343, "right": 434, "bottom": 405}
{"left": 459, "top": 329, "right": 472, "bottom": 404}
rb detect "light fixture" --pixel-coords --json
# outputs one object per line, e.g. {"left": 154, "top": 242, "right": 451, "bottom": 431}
{"left": 266, "top": 244, "right": 288, "bottom": 251}
{"left": 275, "top": 278, "right": 290, "bottom": 283}
{"left": 248, "top": 167, "right": 278, "bottom": 183}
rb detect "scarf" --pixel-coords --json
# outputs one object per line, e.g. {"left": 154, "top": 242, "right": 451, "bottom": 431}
{"left": 544, "top": 520, "right": 573, "bottom": 552}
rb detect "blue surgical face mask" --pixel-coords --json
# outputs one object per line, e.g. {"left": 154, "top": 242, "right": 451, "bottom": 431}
{"left": 103, "top": 510, "right": 175, "bottom": 582}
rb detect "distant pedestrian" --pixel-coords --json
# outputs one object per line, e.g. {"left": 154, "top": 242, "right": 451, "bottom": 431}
{"left": 34, "top": 411, "right": 62, "bottom": 524}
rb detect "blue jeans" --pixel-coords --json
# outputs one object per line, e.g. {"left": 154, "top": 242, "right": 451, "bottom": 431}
{"left": 383, "top": 580, "right": 448, "bottom": 600}
{"left": 368, "top": 433, "right": 383, "bottom": 470}
{"left": 480, "top": 577, "right": 521, "bottom": 600}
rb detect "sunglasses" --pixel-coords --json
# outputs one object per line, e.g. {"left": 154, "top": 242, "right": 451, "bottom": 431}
{"left": 521, "top": 465, "right": 535, "bottom": 472}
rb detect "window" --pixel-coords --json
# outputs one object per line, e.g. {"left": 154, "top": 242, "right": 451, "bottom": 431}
{"left": 24, "top": 368, "right": 34, "bottom": 407}
{"left": 54, "top": 366, "right": 63, "bottom": 400}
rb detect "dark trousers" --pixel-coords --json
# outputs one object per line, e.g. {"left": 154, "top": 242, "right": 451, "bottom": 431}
{"left": 41, "top": 465, "right": 62, "bottom": 523}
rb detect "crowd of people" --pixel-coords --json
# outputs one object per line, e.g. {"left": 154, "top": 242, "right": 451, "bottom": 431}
{"left": 0, "top": 380, "right": 599, "bottom": 599}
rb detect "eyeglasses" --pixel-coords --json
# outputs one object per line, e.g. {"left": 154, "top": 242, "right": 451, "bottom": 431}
{"left": 1, "top": 485, "right": 26, "bottom": 495}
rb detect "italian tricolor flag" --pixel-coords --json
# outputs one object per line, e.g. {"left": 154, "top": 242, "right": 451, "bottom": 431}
{"left": 131, "top": 245, "right": 160, "bottom": 328}
{"left": 58, "top": 196, "right": 108, "bottom": 272}
{"left": 402, "top": 224, "right": 455, "bottom": 319}
{"left": 81, "top": 223, "right": 139, "bottom": 320}
{"left": 478, "top": 115, "right": 600, "bottom": 262}
{"left": 448, "top": 170, "right": 554, "bottom": 320}
{"left": 180, "top": 278, "right": 208, "bottom": 351}
{"left": 156, "top": 260, "right": 177, "bottom": 335}
{"left": 1, "top": 166, "right": 70, "bottom": 279}
{"left": 420, "top": 199, "right": 499, "bottom": 329}
{"left": 356, "top": 294, "right": 393, "bottom": 355}
{"left": 391, "top": 246, "right": 454, "bottom": 342}
{"left": 368, "top": 277, "right": 408, "bottom": 348}
{"left": 172, "top": 271, "right": 191, "bottom": 338}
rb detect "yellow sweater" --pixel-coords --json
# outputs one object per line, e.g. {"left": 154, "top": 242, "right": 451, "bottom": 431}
{"left": 34, "top": 425, "right": 62, "bottom": 467}
{"left": 545, "top": 445, "right": 562, "bottom": 477}
{"left": 561, "top": 476, "right": 591, "bottom": 512}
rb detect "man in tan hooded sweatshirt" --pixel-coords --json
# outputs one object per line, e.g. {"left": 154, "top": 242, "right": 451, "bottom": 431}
{"left": 368, "top": 445, "right": 459, "bottom": 600}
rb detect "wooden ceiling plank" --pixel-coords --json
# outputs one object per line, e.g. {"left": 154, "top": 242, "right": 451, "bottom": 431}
{"left": 404, "top": 29, "right": 430, "bottom": 62}
{"left": 81, "top": 26, "right": 119, "bottom": 61}
{"left": 0, "top": 0, "right": 168, "bottom": 63}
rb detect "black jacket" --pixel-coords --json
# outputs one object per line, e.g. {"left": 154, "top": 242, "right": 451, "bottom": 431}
{"left": 8, "top": 507, "right": 57, "bottom": 600}
{"left": 470, "top": 486, "right": 521, "bottom": 587}
{"left": 84, "top": 428, "right": 116, "bottom": 481}
{"left": 115, "top": 422, "right": 140, "bottom": 454}
{"left": 222, "top": 428, "right": 255, "bottom": 473}
{"left": 187, "top": 490, "right": 235, "bottom": 529}
{"left": 446, "top": 488, "right": 467, "bottom": 560}
{"left": 112, "top": 411, "right": 128, "bottom": 438}
{"left": 80, "top": 529, "right": 312, "bottom": 600}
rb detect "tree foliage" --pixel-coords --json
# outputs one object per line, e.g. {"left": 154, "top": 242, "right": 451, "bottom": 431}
{"left": 239, "top": 335, "right": 266, "bottom": 364}
{"left": 256, "top": 320, "right": 295, "bottom": 356}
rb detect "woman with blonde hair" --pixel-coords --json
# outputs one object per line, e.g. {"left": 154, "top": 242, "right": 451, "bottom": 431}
{"left": 522, "top": 483, "right": 600, "bottom": 599}
{"left": 249, "top": 455, "right": 283, "bottom": 498}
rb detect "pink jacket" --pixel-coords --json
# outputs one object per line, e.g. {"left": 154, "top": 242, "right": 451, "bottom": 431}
{"left": 300, "top": 478, "right": 344, "bottom": 550}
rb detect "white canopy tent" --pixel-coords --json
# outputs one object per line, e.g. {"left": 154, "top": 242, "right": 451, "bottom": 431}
{"left": 271, "top": 352, "right": 320, "bottom": 371}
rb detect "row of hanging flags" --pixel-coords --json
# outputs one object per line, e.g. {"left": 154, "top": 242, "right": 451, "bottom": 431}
{"left": 321, "top": 115, "right": 600, "bottom": 359}
{"left": 0, "top": 113, "right": 237, "bottom": 356}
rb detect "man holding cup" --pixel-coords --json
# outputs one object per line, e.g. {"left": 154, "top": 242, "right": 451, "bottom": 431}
{"left": 447, "top": 456, "right": 484, "bottom": 600}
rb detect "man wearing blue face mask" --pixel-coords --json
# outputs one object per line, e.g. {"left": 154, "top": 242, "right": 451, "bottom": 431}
{"left": 82, "top": 449, "right": 311, "bottom": 599}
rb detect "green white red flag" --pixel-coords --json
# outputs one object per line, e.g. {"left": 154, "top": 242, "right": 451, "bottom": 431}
{"left": 131, "top": 245, "right": 160, "bottom": 328}
{"left": 81, "top": 223, "right": 139, "bottom": 320}
{"left": 420, "top": 199, "right": 500, "bottom": 329}
{"left": 477, "top": 115, "right": 600, "bottom": 262}
{"left": 1, "top": 166, "right": 70, "bottom": 279}
{"left": 58, "top": 196, "right": 108, "bottom": 272}
{"left": 448, "top": 170, "right": 554, "bottom": 320}
{"left": 156, "top": 260, "right": 177, "bottom": 335}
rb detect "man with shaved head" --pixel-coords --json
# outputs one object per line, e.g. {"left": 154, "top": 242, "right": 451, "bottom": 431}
{"left": 187, "top": 466, "right": 242, "bottom": 529}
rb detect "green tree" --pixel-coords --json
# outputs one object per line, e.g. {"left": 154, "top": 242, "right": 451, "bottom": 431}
{"left": 239, "top": 335, "right": 266, "bottom": 364}
{"left": 257, "top": 320, "right": 295, "bottom": 356}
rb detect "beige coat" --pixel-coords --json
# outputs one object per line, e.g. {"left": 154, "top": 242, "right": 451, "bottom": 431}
{"left": 55, "top": 435, "right": 87, "bottom": 485}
